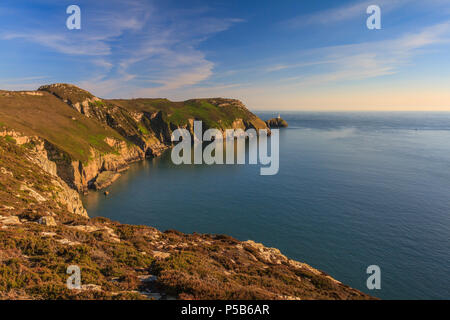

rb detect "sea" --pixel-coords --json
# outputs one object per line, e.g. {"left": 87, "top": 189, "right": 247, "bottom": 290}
{"left": 83, "top": 112, "right": 450, "bottom": 300}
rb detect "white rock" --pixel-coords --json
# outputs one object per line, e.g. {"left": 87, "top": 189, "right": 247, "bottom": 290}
{"left": 38, "top": 216, "right": 57, "bottom": 226}
{"left": 0, "top": 216, "right": 21, "bottom": 225}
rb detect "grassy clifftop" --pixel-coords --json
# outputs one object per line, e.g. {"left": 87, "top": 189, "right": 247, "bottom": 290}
{"left": 109, "top": 97, "right": 268, "bottom": 131}
{"left": 33, "top": 83, "right": 269, "bottom": 159}
{"left": 0, "top": 90, "right": 127, "bottom": 163}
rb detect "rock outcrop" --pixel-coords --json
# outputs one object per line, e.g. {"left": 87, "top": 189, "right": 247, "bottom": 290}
{"left": 266, "top": 117, "right": 288, "bottom": 128}
{"left": 38, "top": 216, "right": 57, "bottom": 226}
{"left": 0, "top": 130, "right": 87, "bottom": 217}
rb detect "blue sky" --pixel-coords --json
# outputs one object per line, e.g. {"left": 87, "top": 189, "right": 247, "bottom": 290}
{"left": 1, "top": 0, "right": 450, "bottom": 110}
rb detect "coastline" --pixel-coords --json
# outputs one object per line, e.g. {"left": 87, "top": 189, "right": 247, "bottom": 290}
{"left": 0, "top": 84, "right": 373, "bottom": 300}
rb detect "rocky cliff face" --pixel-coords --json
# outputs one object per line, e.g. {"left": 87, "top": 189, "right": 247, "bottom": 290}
{"left": 58, "top": 141, "right": 145, "bottom": 193}
{"left": 0, "top": 129, "right": 87, "bottom": 217}
{"left": 34, "top": 84, "right": 271, "bottom": 192}
{"left": 39, "top": 84, "right": 168, "bottom": 157}
{"left": 0, "top": 135, "right": 87, "bottom": 217}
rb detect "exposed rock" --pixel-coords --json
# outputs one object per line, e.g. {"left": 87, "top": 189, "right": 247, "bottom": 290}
{"left": 19, "top": 91, "right": 44, "bottom": 96}
{"left": 38, "top": 216, "right": 57, "bottom": 226}
{"left": 20, "top": 185, "right": 46, "bottom": 202}
{"left": 244, "top": 240, "right": 288, "bottom": 265}
{"left": 0, "top": 129, "right": 87, "bottom": 216}
{"left": 69, "top": 146, "right": 143, "bottom": 193}
{"left": 68, "top": 224, "right": 121, "bottom": 242}
{"left": 138, "top": 275, "right": 157, "bottom": 283}
{"left": 266, "top": 117, "right": 288, "bottom": 128}
{"left": 102, "top": 226, "right": 121, "bottom": 242}
{"left": 90, "top": 171, "right": 121, "bottom": 190}
{"left": 41, "top": 232, "right": 57, "bottom": 237}
{"left": 0, "top": 215, "right": 21, "bottom": 225}
{"left": 68, "top": 225, "right": 101, "bottom": 233}
{"left": 0, "top": 167, "right": 13, "bottom": 177}
{"left": 56, "top": 238, "right": 81, "bottom": 246}
{"left": 38, "top": 83, "right": 96, "bottom": 117}
{"left": 0, "top": 129, "right": 34, "bottom": 145}
{"left": 143, "top": 292, "right": 162, "bottom": 300}
{"left": 51, "top": 178, "right": 87, "bottom": 217}
{"left": 152, "top": 251, "right": 171, "bottom": 259}
{"left": 80, "top": 284, "right": 102, "bottom": 292}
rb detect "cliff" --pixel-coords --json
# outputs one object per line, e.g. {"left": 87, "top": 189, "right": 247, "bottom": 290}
{"left": 0, "top": 84, "right": 372, "bottom": 300}
{"left": 1, "top": 85, "right": 270, "bottom": 193}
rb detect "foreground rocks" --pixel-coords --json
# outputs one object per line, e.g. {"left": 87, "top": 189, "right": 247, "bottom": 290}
{"left": 0, "top": 210, "right": 373, "bottom": 300}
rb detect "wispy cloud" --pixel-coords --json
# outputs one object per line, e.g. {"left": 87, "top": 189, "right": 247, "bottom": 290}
{"left": 2, "top": 0, "right": 449, "bottom": 110}
{"left": 0, "top": 76, "right": 49, "bottom": 91}
{"left": 0, "top": 1, "right": 243, "bottom": 98}
{"left": 1, "top": 32, "right": 112, "bottom": 55}
{"left": 166, "top": 20, "right": 450, "bottom": 106}
{"left": 252, "top": 20, "right": 450, "bottom": 89}
{"left": 282, "top": 0, "right": 411, "bottom": 28}
{"left": 78, "top": 9, "right": 243, "bottom": 97}
{"left": 265, "top": 59, "right": 338, "bottom": 73}
{"left": 0, "top": 1, "right": 151, "bottom": 56}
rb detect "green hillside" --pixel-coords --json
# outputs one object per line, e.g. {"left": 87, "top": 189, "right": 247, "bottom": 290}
{"left": 0, "top": 90, "right": 126, "bottom": 163}
{"left": 108, "top": 97, "right": 267, "bottom": 130}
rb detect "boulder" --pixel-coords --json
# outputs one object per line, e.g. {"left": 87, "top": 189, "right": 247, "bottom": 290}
{"left": 91, "top": 171, "right": 121, "bottom": 190}
{"left": 38, "top": 216, "right": 57, "bottom": 226}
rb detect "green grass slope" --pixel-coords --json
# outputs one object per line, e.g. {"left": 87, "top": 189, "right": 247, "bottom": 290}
{"left": 0, "top": 91, "right": 127, "bottom": 163}
{"left": 109, "top": 97, "right": 268, "bottom": 131}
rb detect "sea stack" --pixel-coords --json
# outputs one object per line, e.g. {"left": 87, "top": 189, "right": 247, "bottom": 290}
{"left": 266, "top": 114, "right": 288, "bottom": 128}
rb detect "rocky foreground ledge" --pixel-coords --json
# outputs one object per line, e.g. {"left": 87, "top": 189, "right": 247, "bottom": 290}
{"left": 0, "top": 215, "right": 372, "bottom": 300}
{"left": 1, "top": 84, "right": 371, "bottom": 300}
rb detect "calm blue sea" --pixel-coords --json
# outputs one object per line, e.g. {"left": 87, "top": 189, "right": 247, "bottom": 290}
{"left": 83, "top": 112, "right": 450, "bottom": 300}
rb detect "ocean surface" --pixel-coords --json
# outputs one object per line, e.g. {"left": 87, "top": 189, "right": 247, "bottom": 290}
{"left": 83, "top": 112, "right": 450, "bottom": 300}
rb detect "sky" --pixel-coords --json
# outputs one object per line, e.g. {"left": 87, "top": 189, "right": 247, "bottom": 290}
{"left": 1, "top": 0, "right": 450, "bottom": 111}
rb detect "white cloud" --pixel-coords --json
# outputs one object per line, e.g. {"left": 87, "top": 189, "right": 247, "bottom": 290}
{"left": 258, "top": 21, "right": 450, "bottom": 88}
